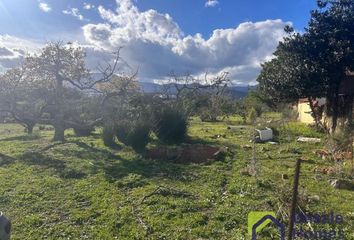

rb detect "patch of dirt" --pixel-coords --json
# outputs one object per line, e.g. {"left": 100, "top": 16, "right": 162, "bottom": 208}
{"left": 146, "top": 144, "right": 226, "bottom": 164}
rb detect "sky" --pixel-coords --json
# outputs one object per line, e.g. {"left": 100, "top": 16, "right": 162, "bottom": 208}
{"left": 0, "top": 0, "right": 318, "bottom": 85}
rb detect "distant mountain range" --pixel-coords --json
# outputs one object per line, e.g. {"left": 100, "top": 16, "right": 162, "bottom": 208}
{"left": 139, "top": 82, "right": 256, "bottom": 99}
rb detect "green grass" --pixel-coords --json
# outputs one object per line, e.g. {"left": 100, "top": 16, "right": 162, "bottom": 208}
{"left": 0, "top": 118, "right": 353, "bottom": 239}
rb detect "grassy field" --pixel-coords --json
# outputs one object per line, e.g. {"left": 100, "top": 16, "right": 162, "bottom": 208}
{"left": 0, "top": 116, "right": 353, "bottom": 239}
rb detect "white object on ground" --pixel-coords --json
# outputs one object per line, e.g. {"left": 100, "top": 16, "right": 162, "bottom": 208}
{"left": 297, "top": 137, "right": 321, "bottom": 143}
{"left": 255, "top": 127, "right": 273, "bottom": 141}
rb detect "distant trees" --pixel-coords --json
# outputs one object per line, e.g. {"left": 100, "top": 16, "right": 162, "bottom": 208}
{"left": 161, "top": 72, "right": 233, "bottom": 122}
{"left": 258, "top": 0, "right": 354, "bottom": 133}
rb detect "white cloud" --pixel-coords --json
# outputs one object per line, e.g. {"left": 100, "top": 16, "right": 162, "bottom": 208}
{"left": 63, "top": 8, "right": 86, "bottom": 21}
{"left": 82, "top": 0, "right": 289, "bottom": 84}
{"left": 205, "top": 0, "right": 219, "bottom": 8}
{"left": 38, "top": 2, "right": 51, "bottom": 12}
{"left": 83, "top": 2, "right": 95, "bottom": 10}
{"left": 0, "top": 35, "right": 42, "bottom": 72}
{"left": 1, "top": 0, "right": 289, "bottom": 85}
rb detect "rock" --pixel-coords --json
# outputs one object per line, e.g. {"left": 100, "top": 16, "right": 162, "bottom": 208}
{"left": 242, "top": 144, "right": 252, "bottom": 150}
{"left": 330, "top": 179, "right": 354, "bottom": 190}
{"left": 211, "top": 134, "right": 221, "bottom": 139}
{"left": 308, "top": 195, "right": 320, "bottom": 202}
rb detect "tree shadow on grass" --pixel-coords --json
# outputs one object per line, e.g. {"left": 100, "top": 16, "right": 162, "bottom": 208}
{"left": 0, "top": 153, "right": 16, "bottom": 167}
{"left": 19, "top": 151, "right": 87, "bottom": 179}
{"left": 20, "top": 140, "right": 187, "bottom": 182}
{"left": 184, "top": 136, "right": 215, "bottom": 145}
{"left": 0, "top": 134, "right": 41, "bottom": 142}
{"left": 71, "top": 141, "right": 121, "bottom": 159}
{"left": 95, "top": 156, "right": 186, "bottom": 182}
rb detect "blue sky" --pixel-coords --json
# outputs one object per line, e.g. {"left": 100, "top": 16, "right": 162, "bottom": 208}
{"left": 0, "top": 0, "right": 318, "bottom": 84}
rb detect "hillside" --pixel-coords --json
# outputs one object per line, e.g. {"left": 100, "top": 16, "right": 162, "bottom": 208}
{"left": 139, "top": 82, "right": 255, "bottom": 99}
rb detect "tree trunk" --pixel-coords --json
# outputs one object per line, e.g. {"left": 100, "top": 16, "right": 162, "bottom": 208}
{"left": 53, "top": 77, "right": 65, "bottom": 141}
{"left": 25, "top": 122, "right": 35, "bottom": 134}
{"left": 308, "top": 97, "right": 326, "bottom": 132}
{"left": 53, "top": 120, "right": 65, "bottom": 141}
{"left": 326, "top": 87, "right": 340, "bottom": 135}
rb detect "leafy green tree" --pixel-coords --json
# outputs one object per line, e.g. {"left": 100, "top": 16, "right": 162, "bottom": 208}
{"left": 258, "top": 0, "right": 354, "bottom": 133}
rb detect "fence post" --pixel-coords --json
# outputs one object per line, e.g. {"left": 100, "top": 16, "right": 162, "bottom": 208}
{"left": 288, "top": 158, "right": 302, "bottom": 240}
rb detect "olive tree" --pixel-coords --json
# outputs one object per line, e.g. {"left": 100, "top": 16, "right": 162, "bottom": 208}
{"left": 24, "top": 42, "right": 121, "bottom": 141}
{"left": 0, "top": 67, "right": 46, "bottom": 133}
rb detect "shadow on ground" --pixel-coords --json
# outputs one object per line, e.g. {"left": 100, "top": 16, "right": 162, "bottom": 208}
{"left": 0, "top": 134, "right": 41, "bottom": 142}
{"left": 0, "top": 153, "right": 16, "bottom": 167}
{"left": 15, "top": 140, "right": 187, "bottom": 182}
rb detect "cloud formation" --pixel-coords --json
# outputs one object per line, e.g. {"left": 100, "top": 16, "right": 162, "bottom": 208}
{"left": 63, "top": 8, "right": 86, "bottom": 21}
{"left": 0, "top": 0, "right": 289, "bottom": 85}
{"left": 82, "top": 0, "right": 289, "bottom": 85}
{"left": 83, "top": 3, "right": 95, "bottom": 10}
{"left": 205, "top": 0, "right": 219, "bottom": 8}
{"left": 0, "top": 35, "right": 42, "bottom": 71}
{"left": 38, "top": 1, "right": 51, "bottom": 12}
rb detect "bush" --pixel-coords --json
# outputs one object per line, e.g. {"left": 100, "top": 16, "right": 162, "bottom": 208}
{"left": 247, "top": 107, "right": 258, "bottom": 124}
{"left": 115, "top": 120, "right": 150, "bottom": 152}
{"left": 199, "top": 107, "right": 218, "bottom": 122}
{"left": 153, "top": 105, "right": 188, "bottom": 144}
{"left": 74, "top": 126, "right": 94, "bottom": 137}
{"left": 102, "top": 125, "right": 116, "bottom": 147}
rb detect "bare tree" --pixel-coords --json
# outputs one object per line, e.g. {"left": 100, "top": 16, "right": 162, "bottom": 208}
{"left": 161, "top": 72, "right": 231, "bottom": 121}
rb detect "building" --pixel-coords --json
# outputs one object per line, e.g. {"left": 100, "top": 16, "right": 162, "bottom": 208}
{"left": 296, "top": 72, "right": 354, "bottom": 125}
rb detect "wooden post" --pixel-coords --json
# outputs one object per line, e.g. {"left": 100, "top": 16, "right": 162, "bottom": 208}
{"left": 351, "top": 136, "right": 354, "bottom": 176}
{"left": 288, "top": 159, "right": 302, "bottom": 240}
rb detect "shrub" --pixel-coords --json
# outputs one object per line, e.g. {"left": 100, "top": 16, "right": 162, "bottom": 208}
{"left": 247, "top": 107, "right": 258, "bottom": 124}
{"left": 115, "top": 120, "right": 150, "bottom": 152}
{"left": 115, "top": 122, "right": 129, "bottom": 145}
{"left": 74, "top": 126, "right": 95, "bottom": 137}
{"left": 199, "top": 107, "right": 218, "bottom": 122}
{"left": 153, "top": 105, "right": 188, "bottom": 144}
{"left": 102, "top": 125, "right": 116, "bottom": 147}
{"left": 282, "top": 107, "right": 298, "bottom": 120}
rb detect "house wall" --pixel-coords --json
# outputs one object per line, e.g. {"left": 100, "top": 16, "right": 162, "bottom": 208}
{"left": 297, "top": 101, "right": 315, "bottom": 124}
{"left": 297, "top": 98, "right": 326, "bottom": 124}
